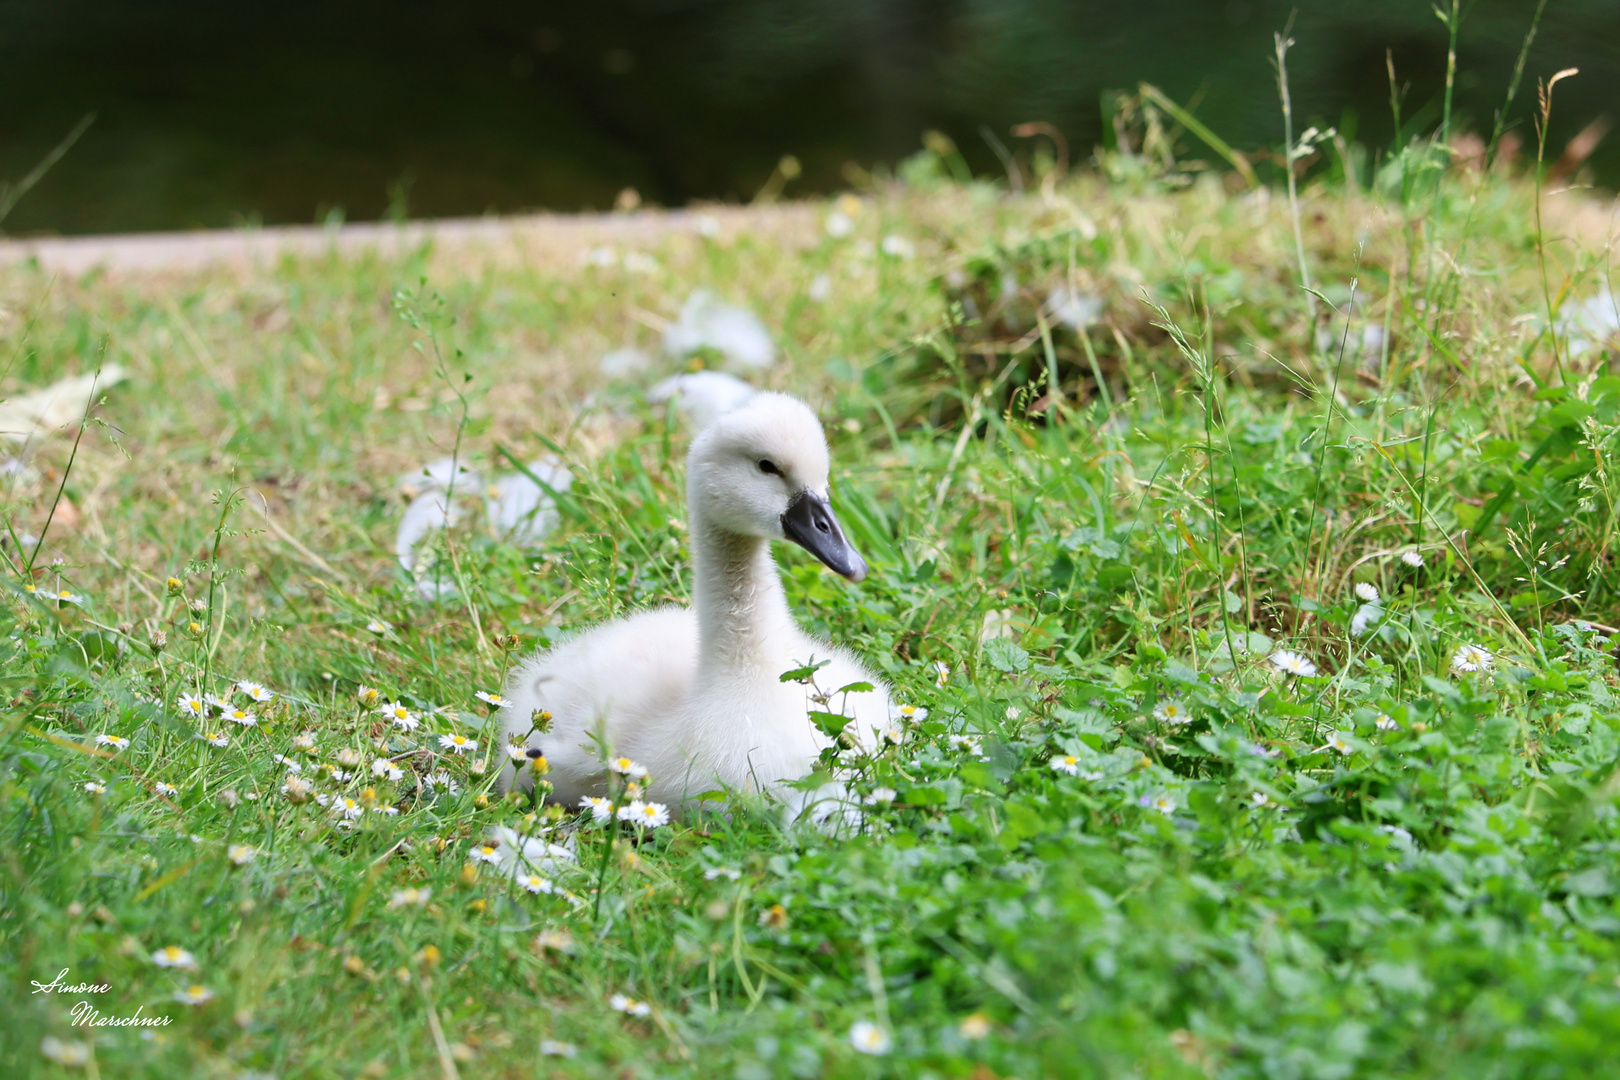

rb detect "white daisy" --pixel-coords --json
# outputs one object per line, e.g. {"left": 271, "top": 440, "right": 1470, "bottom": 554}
{"left": 1249, "top": 791, "right": 1272, "bottom": 807}
{"left": 505, "top": 743, "right": 531, "bottom": 763}
{"left": 947, "top": 733, "right": 983, "bottom": 756}
{"left": 849, "top": 1019, "right": 892, "bottom": 1055}
{"left": 519, "top": 873, "right": 554, "bottom": 895}
{"left": 83, "top": 780, "right": 106, "bottom": 795}
{"left": 609, "top": 993, "right": 652, "bottom": 1017}
{"left": 356, "top": 685, "right": 380, "bottom": 707}
{"left": 607, "top": 756, "right": 647, "bottom": 778}
{"left": 933, "top": 660, "right": 950, "bottom": 687}
{"left": 580, "top": 796, "right": 616, "bottom": 823}
{"left": 200, "top": 731, "right": 229, "bottom": 748}
{"left": 227, "top": 844, "right": 256, "bottom": 866}
{"left": 1269, "top": 650, "right": 1318, "bottom": 677}
{"left": 474, "top": 691, "right": 507, "bottom": 708}
{"left": 1451, "top": 644, "right": 1494, "bottom": 673}
{"left": 863, "top": 787, "right": 897, "bottom": 806}
{"left": 1153, "top": 700, "right": 1191, "bottom": 726}
{"left": 468, "top": 843, "right": 501, "bottom": 865}
{"left": 1050, "top": 755, "right": 1080, "bottom": 776}
{"left": 365, "top": 618, "right": 390, "bottom": 634}
{"left": 236, "top": 681, "right": 274, "bottom": 703}
{"left": 273, "top": 754, "right": 303, "bottom": 773}
{"left": 173, "top": 984, "right": 214, "bottom": 1005}
{"left": 291, "top": 731, "right": 317, "bottom": 752}
{"left": 438, "top": 733, "right": 477, "bottom": 754}
{"left": 1150, "top": 794, "right": 1176, "bottom": 815}
{"left": 335, "top": 748, "right": 362, "bottom": 767}
{"left": 155, "top": 781, "right": 178, "bottom": 796}
{"left": 380, "top": 702, "right": 419, "bottom": 730}
{"left": 177, "top": 693, "right": 206, "bottom": 719}
{"left": 95, "top": 733, "right": 130, "bottom": 750}
{"left": 1375, "top": 713, "right": 1399, "bottom": 731}
{"left": 151, "top": 945, "right": 198, "bottom": 970}
{"left": 387, "top": 886, "right": 431, "bottom": 908}
{"left": 204, "top": 693, "right": 231, "bottom": 712}
{"left": 323, "top": 795, "right": 364, "bottom": 820}
{"left": 1354, "top": 582, "right": 1381, "bottom": 603}
{"left": 225, "top": 708, "right": 257, "bottom": 727}
{"left": 1400, "top": 549, "right": 1424, "bottom": 567}
{"left": 422, "top": 771, "right": 460, "bottom": 796}
{"left": 371, "top": 758, "right": 404, "bottom": 782}
{"left": 56, "top": 589, "right": 84, "bottom": 605}
{"left": 1327, "top": 731, "right": 1353, "bottom": 754}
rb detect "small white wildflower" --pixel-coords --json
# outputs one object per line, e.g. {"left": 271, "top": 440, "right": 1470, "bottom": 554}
{"left": 380, "top": 701, "right": 419, "bottom": 730}
{"left": 933, "top": 660, "right": 950, "bottom": 687}
{"left": 863, "top": 787, "right": 897, "bottom": 806}
{"left": 469, "top": 843, "right": 501, "bottom": 865}
{"left": 236, "top": 681, "right": 274, "bottom": 702}
{"left": 1327, "top": 731, "right": 1353, "bottom": 755}
{"left": 438, "top": 733, "right": 477, "bottom": 754}
{"left": 327, "top": 795, "right": 364, "bottom": 820}
{"left": 177, "top": 693, "right": 206, "bottom": 719}
{"left": 200, "top": 731, "right": 229, "bottom": 748}
{"left": 281, "top": 775, "right": 312, "bottom": 802}
{"left": 173, "top": 984, "right": 215, "bottom": 1005}
{"left": 849, "top": 1019, "right": 892, "bottom": 1055}
{"left": 273, "top": 754, "right": 303, "bottom": 773}
{"left": 1153, "top": 700, "right": 1191, "bottom": 726}
{"left": 825, "top": 210, "right": 854, "bottom": 238}
{"left": 469, "top": 757, "right": 488, "bottom": 776}
{"left": 1354, "top": 582, "right": 1381, "bottom": 603}
{"left": 609, "top": 993, "right": 652, "bottom": 1017}
{"left": 334, "top": 747, "right": 362, "bottom": 767}
{"left": 39, "top": 1036, "right": 91, "bottom": 1066}
{"left": 959, "top": 1013, "right": 992, "bottom": 1040}
{"left": 227, "top": 844, "right": 256, "bottom": 866}
{"left": 539, "top": 1039, "right": 578, "bottom": 1057}
{"left": 204, "top": 693, "right": 230, "bottom": 712}
{"left": 422, "top": 771, "right": 460, "bottom": 796}
{"left": 155, "top": 781, "right": 178, "bottom": 796}
{"left": 356, "top": 684, "right": 380, "bottom": 707}
{"left": 365, "top": 618, "right": 390, "bottom": 634}
{"left": 152, "top": 945, "right": 198, "bottom": 970}
{"left": 1249, "top": 791, "right": 1272, "bottom": 808}
{"left": 947, "top": 733, "right": 983, "bottom": 755}
{"left": 84, "top": 780, "right": 106, "bottom": 795}
{"left": 371, "top": 758, "right": 404, "bottom": 782}
{"left": 505, "top": 743, "right": 531, "bottom": 763}
{"left": 1051, "top": 755, "right": 1081, "bottom": 775}
{"left": 1269, "top": 650, "right": 1318, "bottom": 677}
{"left": 387, "top": 886, "right": 432, "bottom": 909}
{"left": 703, "top": 867, "right": 741, "bottom": 881}
{"left": 291, "top": 731, "right": 317, "bottom": 752}
{"left": 225, "top": 707, "right": 257, "bottom": 727}
{"left": 880, "top": 234, "right": 915, "bottom": 259}
{"left": 56, "top": 589, "right": 84, "bottom": 605}
{"left": 580, "top": 796, "right": 616, "bottom": 823}
{"left": 1400, "top": 549, "right": 1424, "bottom": 567}
{"left": 607, "top": 756, "right": 647, "bottom": 778}
{"left": 1451, "top": 644, "right": 1494, "bottom": 674}
{"left": 1150, "top": 794, "right": 1176, "bottom": 815}
{"left": 519, "top": 873, "right": 554, "bottom": 895}
{"left": 1375, "top": 713, "right": 1399, "bottom": 731}
{"left": 474, "top": 691, "right": 507, "bottom": 708}
{"left": 95, "top": 733, "right": 130, "bottom": 750}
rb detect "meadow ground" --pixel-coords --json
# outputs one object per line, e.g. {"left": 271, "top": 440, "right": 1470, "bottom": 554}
{"left": 3, "top": 138, "right": 1620, "bottom": 1079}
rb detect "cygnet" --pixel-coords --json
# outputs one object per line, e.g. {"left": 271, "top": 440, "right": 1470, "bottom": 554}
{"left": 498, "top": 392, "right": 890, "bottom": 814}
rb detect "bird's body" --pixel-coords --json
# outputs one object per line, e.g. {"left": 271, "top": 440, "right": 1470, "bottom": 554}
{"left": 498, "top": 393, "right": 890, "bottom": 813}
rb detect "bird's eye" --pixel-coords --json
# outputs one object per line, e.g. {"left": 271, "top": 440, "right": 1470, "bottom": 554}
{"left": 757, "top": 459, "right": 781, "bottom": 475}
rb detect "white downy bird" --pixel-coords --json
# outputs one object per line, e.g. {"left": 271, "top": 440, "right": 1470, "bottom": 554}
{"left": 498, "top": 393, "right": 889, "bottom": 817}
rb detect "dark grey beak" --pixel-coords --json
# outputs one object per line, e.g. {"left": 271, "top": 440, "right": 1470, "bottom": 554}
{"left": 781, "top": 489, "right": 868, "bottom": 582}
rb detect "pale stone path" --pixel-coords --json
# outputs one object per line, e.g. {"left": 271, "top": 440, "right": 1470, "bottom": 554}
{"left": 0, "top": 203, "right": 821, "bottom": 277}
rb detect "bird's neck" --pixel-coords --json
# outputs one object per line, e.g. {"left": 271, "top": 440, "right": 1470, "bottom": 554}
{"left": 690, "top": 520, "right": 797, "bottom": 673}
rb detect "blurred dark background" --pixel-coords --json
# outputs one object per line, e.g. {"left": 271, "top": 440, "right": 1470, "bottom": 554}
{"left": 0, "top": 0, "right": 1614, "bottom": 235}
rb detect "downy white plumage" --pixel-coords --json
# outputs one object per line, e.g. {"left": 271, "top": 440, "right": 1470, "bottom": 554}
{"left": 498, "top": 392, "right": 890, "bottom": 815}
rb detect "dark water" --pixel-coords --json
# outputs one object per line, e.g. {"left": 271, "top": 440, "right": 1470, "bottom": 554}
{"left": 0, "top": 0, "right": 1615, "bottom": 236}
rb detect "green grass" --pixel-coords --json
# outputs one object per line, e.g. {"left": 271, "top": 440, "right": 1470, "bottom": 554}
{"left": 3, "top": 133, "right": 1620, "bottom": 1079}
